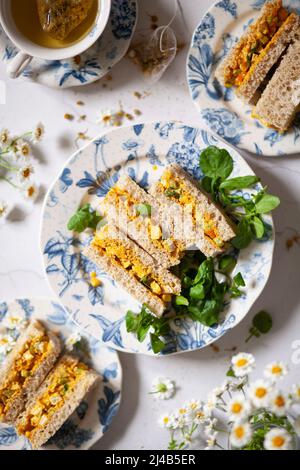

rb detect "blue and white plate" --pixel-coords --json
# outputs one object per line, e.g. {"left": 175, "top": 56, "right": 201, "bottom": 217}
{"left": 0, "top": 0, "right": 137, "bottom": 88}
{"left": 0, "top": 298, "right": 122, "bottom": 450}
{"left": 187, "top": 0, "right": 300, "bottom": 156}
{"left": 40, "top": 121, "right": 274, "bottom": 356}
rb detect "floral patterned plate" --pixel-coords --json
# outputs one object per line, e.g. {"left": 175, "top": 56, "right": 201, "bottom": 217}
{"left": 40, "top": 121, "right": 274, "bottom": 356}
{"left": 187, "top": 0, "right": 300, "bottom": 156}
{"left": 0, "top": 298, "right": 122, "bottom": 450}
{"left": 0, "top": 0, "right": 137, "bottom": 88}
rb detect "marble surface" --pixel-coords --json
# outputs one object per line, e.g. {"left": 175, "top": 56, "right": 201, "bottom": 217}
{"left": 0, "top": 0, "right": 300, "bottom": 451}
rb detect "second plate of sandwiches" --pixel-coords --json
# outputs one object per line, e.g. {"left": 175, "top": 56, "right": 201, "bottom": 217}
{"left": 0, "top": 298, "right": 122, "bottom": 451}
{"left": 187, "top": 0, "right": 300, "bottom": 156}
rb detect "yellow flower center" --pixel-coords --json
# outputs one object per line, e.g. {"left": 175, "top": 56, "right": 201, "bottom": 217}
{"left": 272, "top": 436, "right": 285, "bottom": 448}
{"left": 235, "top": 426, "right": 245, "bottom": 439}
{"left": 22, "top": 146, "right": 29, "bottom": 156}
{"left": 163, "top": 417, "right": 169, "bottom": 424}
{"left": 196, "top": 411, "right": 204, "bottom": 418}
{"left": 271, "top": 365, "right": 282, "bottom": 375}
{"left": 255, "top": 387, "right": 267, "bottom": 398}
{"left": 22, "top": 168, "right": 31, "bottom": 179}
{"left": 27, "top": 187, "right": 35, "bottom": 197}
{"left": 275, "top": 396, "right": 285, "bottom": 408}
{"left": 232, "top": 403, "right": 242, "bottom": 414}
{"left": 236, "top": 358, "right": 248, "bottom": 367}
{"left": 179, "top": 408, "right": 187, "bottom": 415}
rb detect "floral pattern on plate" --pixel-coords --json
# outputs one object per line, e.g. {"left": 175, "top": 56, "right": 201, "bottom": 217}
{"left": 41, "top": 121, "right": 274, "bottom": 355}
{"left": 0, "top": 298, "right": 122, "bottom": 450}
{"left": 186, "top": 0, "right": 300, "bottom": 156}
{"left": 0, "top": 0, "right": 137, "bottom": 88}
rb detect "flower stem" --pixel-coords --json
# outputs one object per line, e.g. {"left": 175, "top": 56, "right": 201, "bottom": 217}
{"left": 1, "top": 176, "right": 21, "bottom": 189}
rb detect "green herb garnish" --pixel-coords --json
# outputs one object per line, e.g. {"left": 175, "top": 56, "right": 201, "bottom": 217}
{"left": 165, "top": 188, "right": 181, "bottom": 199}
{"left": 246, "top": 311, "right": 273, "bottom": 343}
{"left": 67, "top": 204, "right": 103, "bottom": 233}
{"left": 136, "top": 203, "right": 152, "bottom": 217}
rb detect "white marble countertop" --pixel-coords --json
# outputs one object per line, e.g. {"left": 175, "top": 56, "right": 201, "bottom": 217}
{"left": 0, "top": 0, "right": 300, "bottom": 451}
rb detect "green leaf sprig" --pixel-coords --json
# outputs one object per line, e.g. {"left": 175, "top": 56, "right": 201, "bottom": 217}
{"left": 246, "top": 311, "right": 273, "bottom": 343}
{"left": 67, "top": 204, "right": 103, "bottom": 233}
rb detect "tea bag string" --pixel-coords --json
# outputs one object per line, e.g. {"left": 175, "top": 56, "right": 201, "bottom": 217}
{"left": 159, "top": 0, "right": 179, "bottom": 54}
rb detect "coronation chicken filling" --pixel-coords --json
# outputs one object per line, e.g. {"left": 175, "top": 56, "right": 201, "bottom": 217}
{"left": 224, "top": 3, "right": 288, "bottom": 87}
{"left": 0, "top": 333, "right": 52, "bottom": 418}
{"left": 17, "top": 358, "right": 88, "bottom": 438}
{"left": 159, "top": 171, "right": 224, "bottom": 249}
{"left": 92, "top": 229, "right": 173, "bottom": 302}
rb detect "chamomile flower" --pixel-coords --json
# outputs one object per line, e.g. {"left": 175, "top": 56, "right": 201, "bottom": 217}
{"left": 227, "top": 394, "right": 252, "bottom": 422}
{"left": 0, "top": 128, "right": 11, "bottom": 146}
{"left": 204, "top": 431, "right": 218, "bottom": 450}
{"left": 19, "top": 164, "right": 35, "bottom": 182}
{"left": 248, "top": 379, "right": 272, "bottom": 408}
{"left": 230, "top": 422, "right": 252, "bottom": 449}
{"left": 184, "top": 399, "right": 201, "bottom": 414}
{"left": 158, "top": 413, "right": 174, "bottom": 429}
{"left": 176, "top": 406, "right": 192, "bottom": 424}
{"left": 264, "top": 362, "right": 288, "bottom": 382}
{"left": 292, "top": 384, "right": 300, "bottom": 403}
{"left": 32, "top": 123, "right": 45, "bottom": 143}
{"left": 65, "top": 332, "right": 82, "bottom": 351}
{"left": 17, "top": 141, "right": 31, "bottom": 159}
{"left": 0, "top": 201, "right": 8, "bottom": 220}
{"left": 203, "top": 395, "right": 217, "bottom": 417}
{"left": 264, "top": 428, "right": 292, "bottom": 450}
{"left": 22, "top": 182, "right": 39, "bottom": 202}
{"left": 269, "top": 391, "right": 289, "bottom": 417}
{"left": 194, "top": 408, "right": 210, "bottom": 425}
{"left": 151, "top": 377, "right": 175, "bottom": 400}
{"left": 3, "top": 312, "right": 26, "bottom": 330}
{"left": 231, "top": 352, "right": 255, "bottom": 377}
{"left": 0, "top": 334, "right": 16, "bottom": 355}
{"left": 204, "top": 418, "right": 218, "bottom": 437}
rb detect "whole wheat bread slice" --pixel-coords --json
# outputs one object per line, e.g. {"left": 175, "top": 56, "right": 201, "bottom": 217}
{"left": 253, "top": 40, "right": 300, "bottom": 131}
{"left": 16, "top": 355, "right": 99, "bottom": 450}
{"left": 149, "top": 164, "right": 236, "bottom": 257}
{"left": 0, "top": 320, "right": 61, "bottom": 424}
{"left": 101, "top": 174, "right": 184, "bottom": 267}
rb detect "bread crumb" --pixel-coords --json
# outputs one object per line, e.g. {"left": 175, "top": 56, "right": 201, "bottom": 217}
{"left": 64, "top": 113, "right": 74, "bottom": 121}
{"left": 134, "top": 109, "right": 142, "bottom": 116}
{"left": 76, "top": 100, "right": 85, "bottom": 106}
{"left": 134, "top": 91, "right": 142, "bottom": 99}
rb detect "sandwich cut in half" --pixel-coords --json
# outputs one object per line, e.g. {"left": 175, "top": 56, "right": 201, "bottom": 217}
{"left": 216, "top": 0, "right": 300, "bottom": 104}
{"left": 84, "top": 223, "right": 181, "bottom": 317}
{"left": 101, "top": 174, "right": 185, "bottom": 267}
{"left": 16, "top": 355, "right": 99, "bottom": 450}
{"left": 0, "top": 320, "right": 61, "bottom": 424}
{"left": 149, "top": 164, "right": 236, "bottom": 258}
{"left": 253, "top": 40, "right": 300, "bottom": 131}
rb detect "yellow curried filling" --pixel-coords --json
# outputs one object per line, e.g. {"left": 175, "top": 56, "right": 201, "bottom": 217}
{"left": 224, "top": 2, "right": 288, "bottom": 87}
{"left": 92, "top": 229, "right": 172, "bottom": 301}
{"left": 0, "top": 334, "right": 52, "bottom": 418}
{"left": 106, "top": 186, "right": 183, "bottom": 259}
{"left": 159, "top": 171, "right": 224, "bottom": 249}
{"left": 17, "top": 358, "right": 88, "bottom": 438}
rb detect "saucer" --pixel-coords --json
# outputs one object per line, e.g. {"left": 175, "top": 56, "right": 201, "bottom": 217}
{"left": 0, "top": 0, "right": 137, "bottom": 88}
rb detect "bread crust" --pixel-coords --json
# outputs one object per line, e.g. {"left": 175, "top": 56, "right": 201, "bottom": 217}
{"left": 0, "top": 320, "right": 61, "bottom": 424}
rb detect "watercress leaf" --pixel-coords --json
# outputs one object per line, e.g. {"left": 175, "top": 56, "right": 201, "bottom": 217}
{"left": 190, "top": 284, "right": 206, "bottom": 301}
{"left": 182, "top": 276, "right": 193, "bottom": 288}
{"left": 220, "top": 175, "right": 259, "bottom": 191}
{"left": 137, "top": 322, "right": 151, "bottom": 343}
{"left": 154, "top": 319, "right": 170, "bottom": 337}
{"left": 197, "top": 300, "right": 220, "bottom": 327}
{"left": 67, "top": 204, "right": 102, "bottom": 233}
{"left": 193, "top": 258, "right": 214, "bottom": 286}
{"left": 233, "top": 272, "right": 245, "bottom": 287}
{"left": 252, "top": 311, "right": 272, "bottom": 334}
{"left": 150, "top": 334, "right": 166, "bottom": 354}
{"left": 175, "top": 295, "right": 189, "bottom": 306}
{"left": 136, "top": 203, "right": 152, "bottom": 217}
{"left": 255, "top": 194, "right": 280, "bottom": 214}
{"left": 219, "top": 255, "right": 237, "bottom": 273}
{"left": 125, "top": 310, "right": 139, "bottom": 333}
{"left": 200, "top": 146, "right": 234, "bottom": 181}
{"left": 232, "top": 219, "right": 253, "bottom": 249}
{"left": 201, "top": 176, "right": 213, "bottom": 194}
{"left": 251, "top": 216, "right": 265, "bottom": 239}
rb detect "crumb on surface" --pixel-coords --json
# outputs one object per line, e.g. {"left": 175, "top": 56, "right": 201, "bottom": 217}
{"left": 64, "top": 113, "right": 74, "bottom": 121}
{"left": 76, "top": 100, "right": 85, "bottom": 106}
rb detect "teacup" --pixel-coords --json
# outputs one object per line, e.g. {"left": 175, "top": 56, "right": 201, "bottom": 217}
{"left": 0, "top": 0, "right": 111, "bottom": 78}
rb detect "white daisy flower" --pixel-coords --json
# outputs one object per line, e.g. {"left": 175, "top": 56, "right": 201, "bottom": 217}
{"left": 0, "top": 334, "right": 16, "bottom": 355}
{"left": 32, "top": 123, "right": 45, "bottom": 143}
{"left": 3, "top": 312, "right": 26, "bottom": 330}
{"left": 292, "top": 384, "right": 300, "bottom": 403}
{"left": 269, "top": 391, "right": 289, "bottom": 417}
{"left": 264, "top": 428, "right": 292, "bottom": 450}
{"left": 17, "top": 141, "right": 31, "bottom": 159}
{"left": 19, "top": 164, "right": 35, "bottom": 182}
{"left": 248, "top": 379, "right": 272, "bottom": 408}
{"left": 204, "top": 418, "right": 218, "bottom": 437}
{"left": 151, "top": 377, "right": 175, "bottom": 400}
{"left": 204, "top": 431, "right": 218, "bottom": 450}
{"left": 231, "top": 352, "right": 255, "bottom": 377}
{"left": 65, "top": 332, "right": 82, "bottom": 351}
{"left": 158, "top": 413, "right": 174, "bottom": 429}
{"left": 184, "top": 399, "right": 201, "bottom": 413}
{"left": 264, "top": 362, "right": 288, "bottom": 382}
{"left": 175, "top": 406, "right": 194, "bottom": 425}
{"left": 227, "top": 394, "right": 252, "bottom": 422}
{"left": 230, "top": 422, "right": 252, "bottom": 449}
{"left": 0, "top": 201, "right": 9, "bottom": 220}
{"left": 0, "top": 128, "right": 11, "bottom": 146}
{"left": 22, "top": 182, "right": 39, "bottom": 202}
